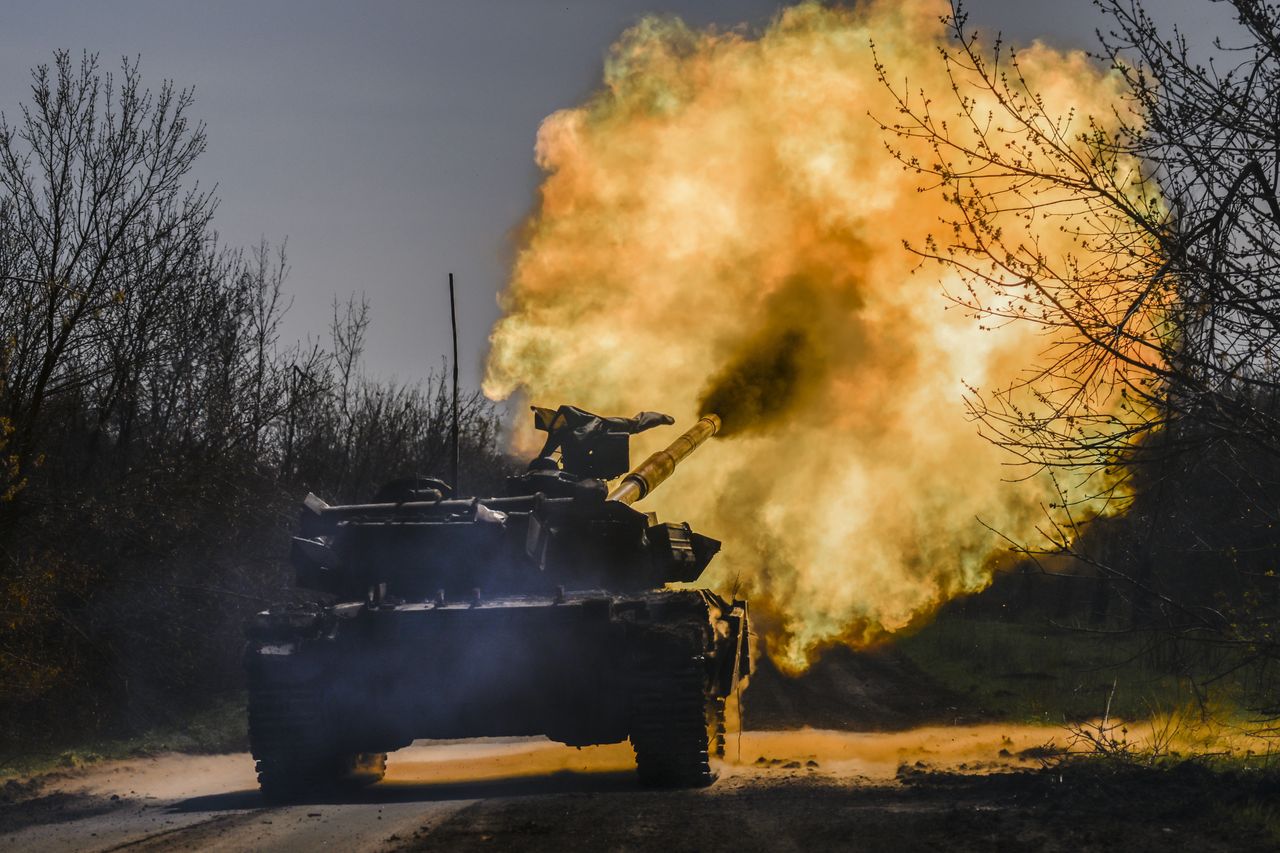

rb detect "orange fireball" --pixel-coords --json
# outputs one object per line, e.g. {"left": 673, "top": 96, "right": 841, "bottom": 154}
{"left": 485, "top": 0, "right": 1153, "bottom": 668}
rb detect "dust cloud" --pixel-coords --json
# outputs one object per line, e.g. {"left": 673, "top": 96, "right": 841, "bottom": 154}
{"left": 484, "top": 0, "right": 1152, "bottom": 667}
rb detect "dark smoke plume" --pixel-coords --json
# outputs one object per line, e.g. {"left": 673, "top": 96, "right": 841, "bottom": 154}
{"left": 698, "top": 328, "right": 808, "bottom": 436}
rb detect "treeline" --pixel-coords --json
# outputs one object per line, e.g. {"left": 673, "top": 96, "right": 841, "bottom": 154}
{"left": 0, "top": 52, "right": 512, "bottom": 744}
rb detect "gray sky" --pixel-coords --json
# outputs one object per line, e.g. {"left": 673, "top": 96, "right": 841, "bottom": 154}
{"left": 0, "top": 0, "right": 1229, "bottom": 388}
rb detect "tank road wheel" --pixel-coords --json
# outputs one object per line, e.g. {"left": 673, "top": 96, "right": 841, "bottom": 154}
{"left": 345, "top": 752, "right": 388, "bottom": 786}
{"left": 716, "top": 696, "right": 727, "bottom": 758}
{"left": 630, "top": 660, "right": 722, "bottom": 788}
{"left": 247, "top": 683, "right": 387, "bottom": 801}
{"left": 248, "top": 683, "right": 329, "bottom": 801}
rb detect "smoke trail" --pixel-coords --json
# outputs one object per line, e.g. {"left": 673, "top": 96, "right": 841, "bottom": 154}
{"left": 484, "top": 0, "right": 1150, "bottom": 667}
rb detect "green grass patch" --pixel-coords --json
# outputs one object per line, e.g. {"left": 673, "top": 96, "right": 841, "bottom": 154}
{"left": 0, "top": 694, "right": 247, "bottom": 781}
{"left": 1043, "top": 756, "right": 1280, "bottom": 849}
{"left": 893, "top": 616, "right": 1249, "bottom": 723}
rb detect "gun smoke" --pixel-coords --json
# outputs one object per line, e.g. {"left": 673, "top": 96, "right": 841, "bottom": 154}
{"left": 484, "top": 0, "right": 1154, "bottom": 667}
{"left": 700, "top": 328, "right": 805, "bottom": 436}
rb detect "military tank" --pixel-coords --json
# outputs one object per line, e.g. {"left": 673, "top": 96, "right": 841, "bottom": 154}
{"left": 244, "top": 405, "right": 750, "bottom": 800}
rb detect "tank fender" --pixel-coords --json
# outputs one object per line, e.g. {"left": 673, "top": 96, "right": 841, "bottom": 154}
{"left": 244, "top": 642, "right": 328, "bottom": 684}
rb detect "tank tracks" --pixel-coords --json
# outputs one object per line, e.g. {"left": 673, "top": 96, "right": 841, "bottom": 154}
{"left": 629, "top": 656, "right": 724, "bottom": 787}
{"left": 247, "top": 680, "right": 386, "bottom": 801}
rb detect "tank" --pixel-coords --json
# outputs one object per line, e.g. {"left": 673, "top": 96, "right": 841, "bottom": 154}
{"left": 244, "top": 405, "right": 750, "bottom": 800}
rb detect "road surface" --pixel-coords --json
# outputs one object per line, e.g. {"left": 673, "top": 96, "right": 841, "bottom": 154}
{"left": 1, "top": 727, "right": 1066, "bottom": 852}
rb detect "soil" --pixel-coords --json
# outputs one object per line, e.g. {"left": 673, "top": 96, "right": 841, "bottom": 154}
{"left": 400, "top": 765, "right": 1277, "bottom": 853}
{"left": 1, "top": 727, "right": 1274, "bottom": 852}
{"left": 1, "top": 649, "right": 1274, "bottom": 851}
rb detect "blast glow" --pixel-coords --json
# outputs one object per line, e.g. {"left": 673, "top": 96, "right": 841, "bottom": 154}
{"left": 485, "top": 0, "right": 1149, "bottom": 667}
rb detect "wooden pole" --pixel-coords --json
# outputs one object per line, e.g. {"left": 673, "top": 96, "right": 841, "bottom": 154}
{"left": 449, "top": 272, "right": 460, "bottom": 495}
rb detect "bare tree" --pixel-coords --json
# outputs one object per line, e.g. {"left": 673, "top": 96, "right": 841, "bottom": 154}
{"left": 0, "top": 50, "right": 515, "bottom": 743}
{"left": 877, "top": 0, "right": 1280, "bottom": 478}
{"left": 0, "top": 51, "right": 214, "bottom": 479}
{"left": 878, "top": 0, "right": 1280, "bottom": 719}
{"left": 0, "top": 403, "right": 17, "bottom": 501}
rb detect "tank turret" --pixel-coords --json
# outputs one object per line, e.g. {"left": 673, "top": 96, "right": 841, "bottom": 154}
{"left": 289, "top": 406, "right": 723, "bottom": 601}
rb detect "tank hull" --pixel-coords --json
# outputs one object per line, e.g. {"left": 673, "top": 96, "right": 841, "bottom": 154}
{"left": 244, "top": 588, "right": 748, "bottom": 797}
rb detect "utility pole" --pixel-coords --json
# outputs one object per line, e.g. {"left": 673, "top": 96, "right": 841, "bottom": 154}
{"left": 449, "top": 272, "right": 460, "bottom": 496}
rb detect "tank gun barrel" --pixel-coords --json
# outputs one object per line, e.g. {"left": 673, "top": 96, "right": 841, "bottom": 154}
{"left": 607, "top": 414, "right": 721, "bottom": 506}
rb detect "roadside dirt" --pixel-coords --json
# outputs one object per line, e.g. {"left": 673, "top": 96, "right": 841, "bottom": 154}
{"left": 400, "top": 761, "right": 1279, "bottom": 853}
{"left": 3, "top": 725, "right": 1274, "bottom": 852}
{"left": 2, "top": 649, "right": 1274, "bottom": 851}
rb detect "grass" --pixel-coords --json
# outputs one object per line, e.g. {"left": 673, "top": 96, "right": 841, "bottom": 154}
{"left": 0, "top": 694, "right": 247, "bottom": 781}
{"left": 891, "top": 611, "right": 1280, "bottom": 849}
{"left": 1039, "top": 754, "right": 1280, "bottom": 849}
{"left": 1229, "top": 798, "right": 1280, "bottom": 850}
{"left": 892, "top": 615, "right": 1253, "bottom": 724}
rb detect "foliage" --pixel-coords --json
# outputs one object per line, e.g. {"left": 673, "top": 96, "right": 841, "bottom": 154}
{"left": 0, "top": 52, "right": 513, "bottom": 746}
{"left": 0, "top": 695, "right": 246, "bottom": 780}
{"left": 0, "top": 410, "right": 19, "bottom": 502}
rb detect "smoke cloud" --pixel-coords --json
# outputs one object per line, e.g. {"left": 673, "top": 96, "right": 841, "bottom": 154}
{"left": 484, "top": 0, "right": 1148, "bottom": 667}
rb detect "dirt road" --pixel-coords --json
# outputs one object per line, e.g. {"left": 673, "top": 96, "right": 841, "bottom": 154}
{"left": 5, "top": 725, "right": 1270, "bottom": 853}
{"left": 0, "top": 727, "right": 1041, "bottom": 852}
